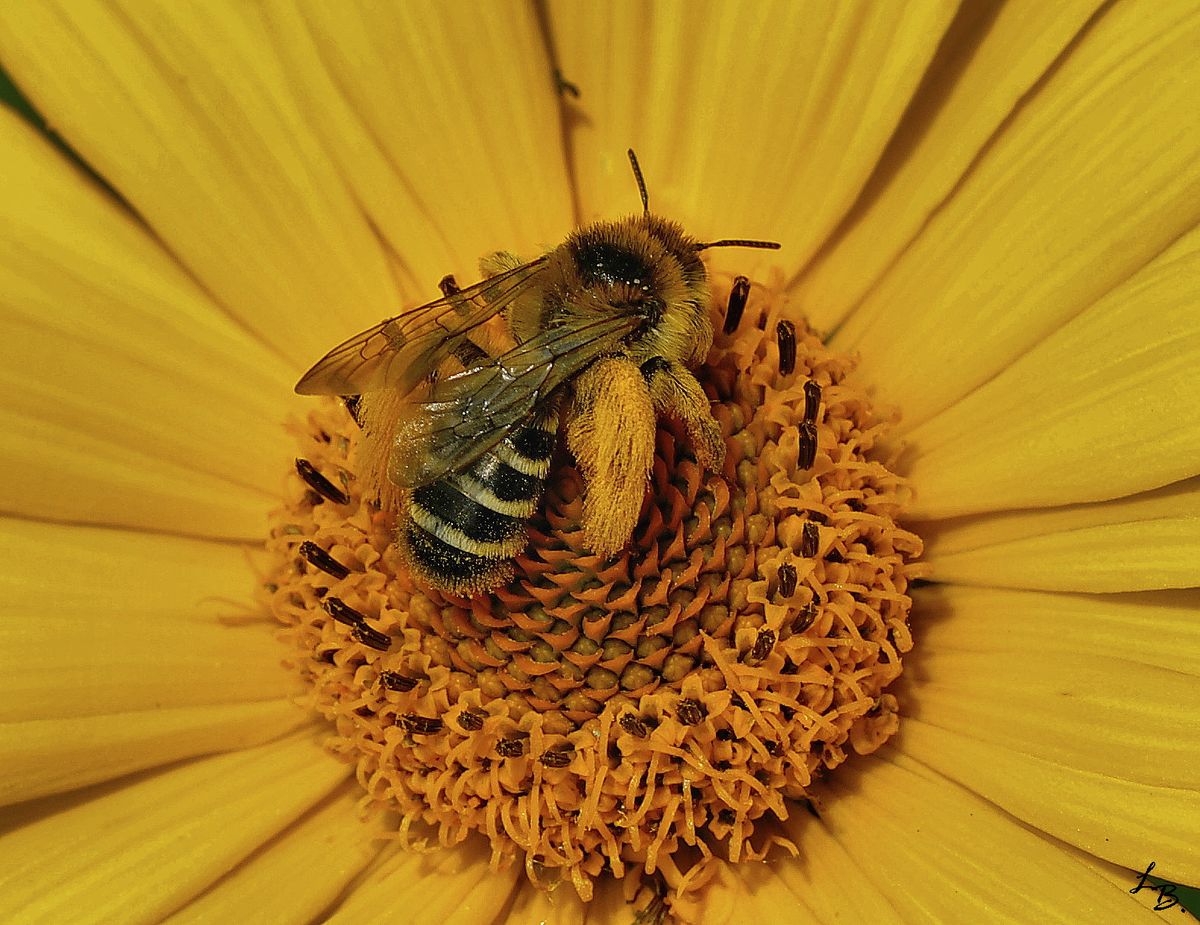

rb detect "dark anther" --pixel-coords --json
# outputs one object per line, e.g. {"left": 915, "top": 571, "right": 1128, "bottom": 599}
{"left": 780, "top": 705, "right": 796, "bottom": 720}
{"left": 717, "top": 809, "right": 737, "bottom": 825}
{"left": 802, "top": 521, "right": 820, "bottom": 558}
{"left": 765, "top": 740, "right": 783, "bottom": 757}
{"left": 750, "top": 628, "right": 776, "bottom": 662}
{"left": 803, "top": 380, "right": 821, "bottom": 423}
{"left": 456, "top": 710, "right": 485, "bottom": 732}
{"left": 776, "top": 320, "right": 796, "bottom": 375}
{"left": 797, "top": 422, "right": 818, "bottom": 470}
{"left": 540, "top": 749, "right": 574, "bottom": 769}
{"left": 730, "top": 693, "right": 747, "bottom": 710}
{"left": 379, "top": 670, "right": 417, "bottom": 692}
{"left": 497, "top": 737, "right": 526, "bottom": 758}
{"left": 298, "top": 541, "right": 350, "bottom": 580}
{"left": 402, "top": 714, "right": 444, "bottom": 735}
{"left": 675, "top": 698, "right": 707, "bottom": 726}
{"left": 716, "top": 728, "right": 735, "bottom": 742}
{"left": 714, "top": 759, "right": 732, "bottom": 771}
{"left": 342, "top": 395, "right": 363, "bottom": 427}
{"left": 295, "top": 458, "right": 350, "bottom": 505}
{"left": 323, "top": 596, "right": 366, "bottom": 628}
{"left": 777, "top": 563, "right": 797, "bottom": 598}
{"left": 793, "top": 601, "right": 818, "bottom": 633}
{"left": 619, "top": 714, "right": 649, "bottom": 738}
{"left": 723, "top": 275, "right": 751, "bottom": 335}
{"left": 826, "top": 549, "right": 845, "bottom": 564}
{"left": 352, "top": 625, "right": 391, "bottom": 652}
{"left": 438, "top": 274, "right": 460, "bottom": 297}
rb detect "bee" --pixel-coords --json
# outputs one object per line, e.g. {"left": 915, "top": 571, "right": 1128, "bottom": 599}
{"left": 296, "top": 152, "right": 778, "bottom": 596}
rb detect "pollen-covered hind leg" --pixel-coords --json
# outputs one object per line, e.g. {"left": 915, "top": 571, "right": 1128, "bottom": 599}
{"left": 566, "top": 356, "right": 657, "bottom": 557}
{"left": 639, "top": 357, "right": 725, "bottom": 471}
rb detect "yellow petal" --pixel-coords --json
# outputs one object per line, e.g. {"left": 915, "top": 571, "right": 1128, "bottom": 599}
{"left": 323, "top": 837, "right": 520, "bottom": 925}
{"left": 500, "top": 880, "right": 586, "bottom": 925}
{"left": 834, "top": 0, "right": 1200, "bottom": 429}
{"left": 548, "top": 0, "right": 957, "bottom": 277}
{"left": 0, "top": 732, "right": 347, "bottom": 925}
{"left": 898, "top": 719, "right": 1200, "bottom": 889}
{"left": 902, "top": 634, "right": 1199, "bottom": 792}
{"left": 921, "top": 477, "right": 1200, "bottom": 592}
{"left": 904, "top": 226, "right": 1200, "bottom": 518}
{"left": 0, "top": 0, "right": 399, "bottom": 368}
{"left": 0, "top": 108, "right": 296, "bottom": 537}
{"left": 0, "top": 699, "right": 306, "bottom": 808}
{"left": 264, "top": 0, "right": 574, "bottom": 294}
{"left": 0, "top": 517, "right": 295, "bottom": 721}
{"left": 911, "top": 584, "right": 1200, "bottom": 678}
{"left": 793, "top": 753, "right": 1164, "bottom": 923}
{"left": 164, "top": 783, "right": 388, "bottom": 925}
{"left": 691, "top": 859, "right": 823, "bottom": 925}
{"left": 795, "top": 0, "right": 1102, "bottom": 328}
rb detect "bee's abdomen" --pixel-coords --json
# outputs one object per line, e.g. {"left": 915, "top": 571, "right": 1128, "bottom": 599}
{"left": 400, "top": 409, "right": 557, "bottom": 595}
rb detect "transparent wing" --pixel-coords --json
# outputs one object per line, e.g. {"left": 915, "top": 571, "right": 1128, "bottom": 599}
{"left": 294, "top": 256, "right": 550, "bottom": 396}
{"left": 390, "top": 312, "right": 642, "bottom": 487}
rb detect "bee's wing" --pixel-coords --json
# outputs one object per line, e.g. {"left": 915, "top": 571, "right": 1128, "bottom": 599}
{"left": 390, "top": 312, "right": 642, "bottom": 487}
{"left": 294, "top": 256, "right": 550, "bottom": 396}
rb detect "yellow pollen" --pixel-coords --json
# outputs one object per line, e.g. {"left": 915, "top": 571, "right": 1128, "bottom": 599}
{"left": 264, "top": 278, "right": 925, "bottom": 917}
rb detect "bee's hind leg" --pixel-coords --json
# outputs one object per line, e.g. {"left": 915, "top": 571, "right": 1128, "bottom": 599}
{"left": 565, "top": 356, "right": 658, "bottom": 558}
{"left": 639, "top": 357, "right": 725, "bottom": 471}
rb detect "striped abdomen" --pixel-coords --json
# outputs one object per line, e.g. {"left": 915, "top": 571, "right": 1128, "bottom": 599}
{"left": 398, "top": 406, "right": 558, "bottom": 595}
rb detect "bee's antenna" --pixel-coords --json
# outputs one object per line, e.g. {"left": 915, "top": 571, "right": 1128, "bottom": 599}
{"left": 696, "top": 239, "right": 782, "bottom": 251}
{"left": 627, "top": 149, "right": 649, "bottom": 214}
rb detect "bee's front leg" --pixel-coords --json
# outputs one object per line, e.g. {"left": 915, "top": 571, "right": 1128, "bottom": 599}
{"left": 639, "top": 357, "right": 726, "bottom": 472}
{"left": 565, "top": 356, "right": 657, "bottom": 557}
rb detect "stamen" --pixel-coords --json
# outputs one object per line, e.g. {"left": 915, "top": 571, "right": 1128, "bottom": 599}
{"left": 803, "top": 380, "right": 821, "bottom": 423}
{"left": 298, "top": 541, "right": 350, "bottom": 579}
{"left": 498, "top": 738, "right": 527, "bottom": 758}
{"left": 322, "top": 596, "right": 365, "bottom": 627}
{"left": 775, "top": 320, "right": 796, "bottom": 375}
{"left": 379, "top": 670, "right": 418, "bottom": 692}
{"left": 797, "top": 421, "right": 817, "bottom": 470}
{"left": 777, "top": 563, "right": 798, "bottom": 597}
{"left": 801, "top": 521, "right": 820, "bottom": 558}
{"left": 403, "top": 714, "right": 444, "bottom": 735}
{"left": 541, "top": 749, "right": 574, "bottom": 768}
{"left": 723, "top": 275, "right": 750, "bottom": 335}
{"left": 352, "top": 625, "right": 392, "bottom": 652}
{"left": 295, "top": 458, "right": 349, "bottom": 505}
{"left": 456, "top": 710, "right": 486, "bottom": 731}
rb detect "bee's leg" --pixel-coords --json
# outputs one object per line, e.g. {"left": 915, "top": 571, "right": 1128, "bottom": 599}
{"left": 639, "top": 358, "right": 725, "bottom": 471}
{"left": 566, "top": 356, "right": 657, "bottom": 557}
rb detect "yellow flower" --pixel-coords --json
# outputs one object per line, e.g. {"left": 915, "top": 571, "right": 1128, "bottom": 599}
{"left": 1, "top": 1, "right": 1197, "bottom": 923}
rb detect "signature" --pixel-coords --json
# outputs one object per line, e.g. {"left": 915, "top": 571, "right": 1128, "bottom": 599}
{"left": 1131, "top": 862, "right": 1195, "bottom": 915}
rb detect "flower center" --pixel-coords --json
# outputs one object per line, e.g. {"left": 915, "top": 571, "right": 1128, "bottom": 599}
{"left": 264, "top": 277, "right": 924, "bottom": 915}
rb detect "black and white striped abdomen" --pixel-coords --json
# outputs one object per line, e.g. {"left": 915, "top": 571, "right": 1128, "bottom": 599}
{"left": 399, "top": 406, "right": 558, "bottom": 594}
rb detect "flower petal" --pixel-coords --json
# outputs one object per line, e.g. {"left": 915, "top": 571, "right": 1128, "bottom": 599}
{"left": 0, "top": 0, "right": 399, "bottom": 367}
{"left": 0, "top": 517, "right": 295, "bottom": 722}
{"left": 499, "top": 880, "right": 586, "bottom": 925}
{"left": 0, "top": 107, "right": 296, "bottom": 537}
{"left": 904, "top": 226, "right": 1200, "bottom": 518}
{"left": 263, "top": 0, "right": 574, "bottom": 293}
{"left": 323, "top": 837, "right": 520, "bottom": 925}
{"left": 163, "top": 783, "right": 388, "bottom": 925}
{"left": 833, "top": 0, "right": 1200, "bottom": 429}
{"left": 0, "top": 732, "right": 347, "bottom": 925}
{"left": 920, "top": 477, "right": 1200, "bottom": 592}
{"left": 548, "top": 0, "right": 957, "bottom": 277}
{"left": 795, "top": 0, "right": 1102, "bottom": 328}
{"left": 0, "top": 700, "right": 306, "bottom": 808}
{"left": 790, "top": 752, "right": 1164, "bottom": 922}
{"left": 900, "top": 585, "right": 1200, "bottom": 885}
{"left": 911, "top": 584, "right": 1200, "bottom": 679}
